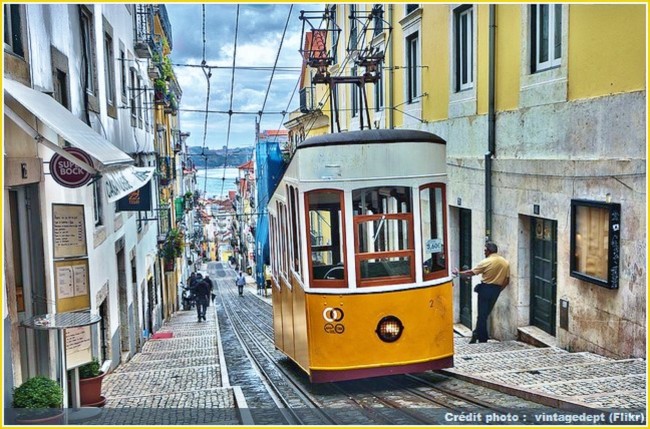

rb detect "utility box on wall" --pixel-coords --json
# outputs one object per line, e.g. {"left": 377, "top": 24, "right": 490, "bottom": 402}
{"left": 559, "top": 299, "right": 569, "bottom": 330}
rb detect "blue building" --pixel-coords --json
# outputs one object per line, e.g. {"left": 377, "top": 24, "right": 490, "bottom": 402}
{"left": 254, "top": 130, "right": 288, "bottom": 288}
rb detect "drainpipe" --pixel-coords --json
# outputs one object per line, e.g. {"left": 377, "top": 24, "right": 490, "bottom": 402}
{"left": 485, "top": 5, "right": 496, "bottom": 241}
{"left": 388, "top": 4, "right": 394, "bottom": 129}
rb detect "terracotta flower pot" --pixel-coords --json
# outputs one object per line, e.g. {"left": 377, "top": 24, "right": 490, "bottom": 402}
{"left": 77, "top": 372, "right": 106, "bottom": 407}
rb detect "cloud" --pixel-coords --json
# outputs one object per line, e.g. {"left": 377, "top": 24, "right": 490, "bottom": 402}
{"left": 166, "top": 3, "right": 324, "bottom": 149}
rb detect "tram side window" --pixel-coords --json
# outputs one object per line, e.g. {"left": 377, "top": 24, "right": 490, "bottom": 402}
{"left": 306, "top": 190, "right": 347, "bottom": 287}
{"left": 279, "top": 202, "right": 289, "bottom": 278}
{"left": 269, "top": 214, "right": 278, "bottom": 279}
{"left": 353, "top": 186, "right": 415, "bottom": 286}
{"left": 420, "top": 184, "right": 448, "bottom": 280}
{"left": 288, "top": 185, "right": 302, "bottom": 277}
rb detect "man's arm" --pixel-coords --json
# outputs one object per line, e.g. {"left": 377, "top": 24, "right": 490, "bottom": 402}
{"left": 452, "top": 267, "right": 476, "bottom": 278}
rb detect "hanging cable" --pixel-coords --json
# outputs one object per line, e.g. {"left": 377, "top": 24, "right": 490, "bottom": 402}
{"left": 219, "top": 5, "right": 241, "bottom": 199}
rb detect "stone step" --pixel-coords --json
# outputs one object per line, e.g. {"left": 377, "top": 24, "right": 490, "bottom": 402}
{"left": 453, "top": 349, "right": 610, "bottom": 373}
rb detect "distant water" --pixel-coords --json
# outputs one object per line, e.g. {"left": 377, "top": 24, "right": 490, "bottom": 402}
{"left": 195, "top": 167, "right": 240, "bottom": 199}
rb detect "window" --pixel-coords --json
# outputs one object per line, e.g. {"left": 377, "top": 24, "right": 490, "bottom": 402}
{"left": 374, "top": 74, "right": 384, "bottom": 112}
{"left": 531, "top": 4, "right": 562, "bottom": 72}
{"left": 406, "top": 32, "right": 419, "bottom": 103}
{"left": 137, "top": 76, "right": 143, "bottom": 128}
{"left": 353, "top": 186, "right": 414, "bottom": 286}
{"left": 279, "top": 202, "right": 289, "bottom": 278}
{"left": 351, "top": 66, "right": 358, "bottom": 118}
{"left": 406, "top": 4, "right": 419, "bottom": 15}
{"left": 454, "top": 5, "right": 473, "bottom": 91}
{"left": 373, "top": 4, "right": 384, "bottom": 37}
{"left": 288, "top": 186, "right": 302, "bottom": 276}
{"left": 349, "top": 5, "right": 357, "bottom": 51}
{"left": 103, "top": 20, "right": 116, "bottom": 117}
{"left": 120, "top": 49, "right": 127, "bottom": 102}
{"left": 51, "top": 47, "right": 70, "bottom": 110}
{"left": 329, "top": 5, "right": 338, "bottom": 64}
{"left": 570, "top": 200, "right": 621, "bottom": 289}
{"left": 420, "top": 184, "right": 448, "bottom": 280}
{"left": 93, "top": 180, "right": 103, "bottom": 226}
{"left": 130, "top": 67, "right": 137, "bottom": 126}
{"left": 306, "top": 190, "right": 347, "bottom": 288}
{"left": 80, "top": 6, "right": 98, "bottom": 106}
{"left": 4, "top": 4, "right": 24, "bottom": 57}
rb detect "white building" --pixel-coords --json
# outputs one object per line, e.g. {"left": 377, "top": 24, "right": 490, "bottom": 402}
{"left": 3, "top": 4, "right": 164, "bottom": 405}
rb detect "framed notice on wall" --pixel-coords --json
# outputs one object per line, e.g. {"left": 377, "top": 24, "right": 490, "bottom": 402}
{"left": 52, "top": 204, "right": 87, "bottom": 258}
{"left": 55, "top": 259, "right": 90, "bottom": 312}
{"left": 65, "top": 326, "right": 92, "bottom": 370}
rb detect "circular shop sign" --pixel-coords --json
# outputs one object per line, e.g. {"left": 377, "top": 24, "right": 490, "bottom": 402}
{"left": 50, "top": 147, "right": 94, "bottom": 188}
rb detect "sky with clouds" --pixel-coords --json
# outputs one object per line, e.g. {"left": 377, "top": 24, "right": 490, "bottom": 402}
{"left": 166, "top": 3, "right": 323, "bottom": 150}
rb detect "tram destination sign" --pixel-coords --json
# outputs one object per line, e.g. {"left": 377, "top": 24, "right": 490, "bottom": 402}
{"left": 50, "top": 147, "right": 93, "bottom": 188}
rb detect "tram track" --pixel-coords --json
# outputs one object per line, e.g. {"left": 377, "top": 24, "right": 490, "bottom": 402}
{"left": 214, "top": 265, "right": 544, "bottom": 425}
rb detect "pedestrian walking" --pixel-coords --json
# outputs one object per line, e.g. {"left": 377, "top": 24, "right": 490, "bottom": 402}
{"left": 235, "top": 271, "right": 246, "bottom": 297}
{"left": 204, "top": 275, "right": 216, "bottom": 303}
{"left": 194, "top": 276, "right": 211, "bottom": 322}
{"left": 452, "top": 241, "right": 510, "bottom": 343}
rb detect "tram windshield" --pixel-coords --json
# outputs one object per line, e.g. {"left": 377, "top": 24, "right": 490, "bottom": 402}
{"left": 353, "top": 187, "right": 415, "bottom": 286}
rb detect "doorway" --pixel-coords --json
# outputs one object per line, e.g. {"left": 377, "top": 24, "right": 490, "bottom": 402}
{"left": 116, "top": 245, "right": 130, "bottom": 361}
{"left": 458, "top": 208, "right": 472, "bottom": 329}
{"left": 8, "top": 186, "right": 50, "bottom": 383}
{"left": 530, "top": 218, "right": 557, "bottom": 335}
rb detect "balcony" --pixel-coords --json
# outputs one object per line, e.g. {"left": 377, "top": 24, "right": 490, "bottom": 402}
{"left": 134, "top": 5, "right": 154, "bottom": 58}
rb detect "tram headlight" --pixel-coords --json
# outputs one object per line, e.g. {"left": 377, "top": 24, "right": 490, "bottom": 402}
{"left": 375, "top": 316, "right": 404, "bottom": 343}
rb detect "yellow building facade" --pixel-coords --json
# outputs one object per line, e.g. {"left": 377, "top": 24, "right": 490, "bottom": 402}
{"left": 289, "top": 4, "right": 646, "bottom": 359}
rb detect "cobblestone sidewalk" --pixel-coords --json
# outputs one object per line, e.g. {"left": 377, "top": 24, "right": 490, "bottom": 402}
{"left": 91, "top": 306, "right": 242, "bottom": 425}
{"left": 446, "top": 336, "right": 646, "bottom": 411}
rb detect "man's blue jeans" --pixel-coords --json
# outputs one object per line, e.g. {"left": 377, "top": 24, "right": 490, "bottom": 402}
{"left": 474, "top": 283, "right": 503, "bottom": 342}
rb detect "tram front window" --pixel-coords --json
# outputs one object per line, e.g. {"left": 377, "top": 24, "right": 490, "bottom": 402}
{"left": 307, "top": 190, "right": 347, "bottom": 286}
{"left": 353, "top": 186, "right": 415, "bottom": 286}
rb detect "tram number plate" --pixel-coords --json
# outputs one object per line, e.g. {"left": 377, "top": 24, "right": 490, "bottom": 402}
{"left": 425, "top": 239, "right": 443, "bottom": 253}
{"left": 324, "top": 323, "right": 345, "bottom": 334}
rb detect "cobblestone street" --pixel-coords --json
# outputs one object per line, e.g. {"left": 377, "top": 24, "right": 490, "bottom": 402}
{"left": 97, "top": 304, "right": 245, "bottom": 425}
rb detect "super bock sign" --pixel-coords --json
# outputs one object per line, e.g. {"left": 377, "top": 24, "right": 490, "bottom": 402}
{"left": 50, "top": 147, "right": 93, "bottom": 188}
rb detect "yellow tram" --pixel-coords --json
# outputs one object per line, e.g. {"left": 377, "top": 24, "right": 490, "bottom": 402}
{"left": 267, "top": 129, "right": 453, "bottom": 382}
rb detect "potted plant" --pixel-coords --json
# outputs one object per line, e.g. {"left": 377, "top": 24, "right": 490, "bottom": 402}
{"left": 12, "top": 376, "right": 63, "bottom": 424}
{"left": 76, "top": 358, "right": 106, "bottom": 407}
{"left": 154, "top": 78, "right": 168, "bottom": 104}
{"left": 161, "top": 228, "right": 184, "bottom": 271}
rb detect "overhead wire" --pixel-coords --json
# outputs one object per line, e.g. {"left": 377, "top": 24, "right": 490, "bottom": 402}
{"left": 218, "top": 4, "right": 241, "bottom": 199}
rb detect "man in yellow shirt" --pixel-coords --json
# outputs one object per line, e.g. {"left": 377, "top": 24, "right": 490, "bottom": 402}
{"left": 452, "top": 241, "right": 510, "bottom": 343}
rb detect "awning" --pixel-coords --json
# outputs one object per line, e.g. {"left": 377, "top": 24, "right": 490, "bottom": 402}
{"left": 4, "top": 78, "right": 133, "bottom": 168}
{"left": 103, "top": 166, "right": 155, "bottom": 203}
{"left": 4, "top": 78, "right": 157, "bottom": 202}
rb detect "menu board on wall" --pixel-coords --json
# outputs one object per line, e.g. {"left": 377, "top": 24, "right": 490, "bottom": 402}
{"left": 52, "top": 204, "right": 87, "bottom": 259}
{"left": 54, "top": 259, "right": 90, "bottom": 313}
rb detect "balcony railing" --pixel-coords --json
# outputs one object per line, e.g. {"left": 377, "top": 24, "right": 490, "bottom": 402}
{"left": 134, "top": 5, "right": 154, "bottom": 58}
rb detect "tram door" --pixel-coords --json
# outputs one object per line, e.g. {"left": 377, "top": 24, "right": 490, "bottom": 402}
{"left": 530, "top": 218, "right": 557, "bottom": 335}
{"left": 458, "top": 209, "right": 472, "bottom": 329}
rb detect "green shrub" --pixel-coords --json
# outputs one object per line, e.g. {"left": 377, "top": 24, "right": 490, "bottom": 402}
{"left": 78, "top": 358, "right": 101, "bottom": 379}
{"left": 13, "top": 376, "right": 63, "bottom": 409}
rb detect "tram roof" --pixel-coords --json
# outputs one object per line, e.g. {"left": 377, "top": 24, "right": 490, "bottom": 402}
{"left": 297, "top": 129, "right": 446, "bottom": 150}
